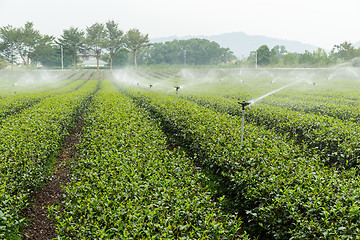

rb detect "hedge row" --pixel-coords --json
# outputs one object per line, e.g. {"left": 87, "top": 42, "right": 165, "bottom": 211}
{"left": 0, "top": 79, "right": 99, "bottom": 239}
{"left": 52, "top": 80, "right": 249, "bottom": 239}
{"left": 183, "top": 93, "right": 360, "bottom": 170}
{"left": 122, "top": 86, "right": 360, "bottom": 239}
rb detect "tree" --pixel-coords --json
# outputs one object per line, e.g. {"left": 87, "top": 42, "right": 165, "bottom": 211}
{"left": 299, "top": 50, "right": 314, "bottom": 66}
{"left": 270, "top": 45, "right": 287, "bottom": 65}
{"left": 331, "top": 41, "right": 356, "bottom": 61}
{"left": 57, "top": 27, "right": 85, "bottom": 69}
{"left": 139, "top": 38, "right": 236, "bottom": 66}
{"left": 0, "top": 28, "right": 18, "bottom": 67}
{"left": 31, "top": 44, "right": 72, "bottom": 68}
{"left": 256, "top": 45, "right": 271, "bottom": 66}
{"left": 21, "top": 22, "right": 54, "bottom": 69}
{"left": 313, "top": 48, "right": 328, "bottom": 67}
{"left": 283, "top": 52, "right": 297, "bottom": 66}
{"left": 85, "top": 23, "right": 106, "bottom": 70}
{"left": 104, "top": 20, "right": 124, "bottom": 70}
{"left": 0, "top": 22, "right": 53, "bottom": 69}
{"left": 124, "top": 28, "right": 151, "bottom": 68}
{"left": 0, "top": 25, "right": 23, "bottom": 67}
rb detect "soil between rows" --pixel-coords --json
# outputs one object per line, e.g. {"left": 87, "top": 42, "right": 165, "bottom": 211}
{"left": 21, "top": 119, "right": 83, "bottom": 240}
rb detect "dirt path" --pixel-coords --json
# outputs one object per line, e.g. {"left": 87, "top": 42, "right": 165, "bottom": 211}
{"left": 21, "top": 118, "right": 83, "bottom": 240}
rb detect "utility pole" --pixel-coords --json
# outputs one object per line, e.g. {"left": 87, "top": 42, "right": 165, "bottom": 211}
{"left": 61, "top": 45, "right": 64, "bottom": 70}
{"left": 255, "top": 50, "right": 258, "bottom": 69}
{"left": 184, "top": 50, "right": 187, "bottom": 65}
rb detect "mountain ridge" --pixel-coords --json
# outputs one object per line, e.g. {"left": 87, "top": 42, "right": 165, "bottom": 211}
{"left": 151, "top": 32, "right": 321, "bottom": 58}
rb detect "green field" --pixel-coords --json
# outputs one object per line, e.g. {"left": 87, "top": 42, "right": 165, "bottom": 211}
{"left": 1, "top": 67, "right": 360, "bottom": 239}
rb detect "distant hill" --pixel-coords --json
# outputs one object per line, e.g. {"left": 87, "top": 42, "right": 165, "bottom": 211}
{"left": 151, "top": 32, "right": 319, "bottom": 59}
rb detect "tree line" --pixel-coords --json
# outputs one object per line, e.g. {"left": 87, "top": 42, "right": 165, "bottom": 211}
{"left": 0, "top": 21, "right": 236, "bottom": 70}
{"left": 0, "top": 21, "right": 151, "bottom": 70}
{"left": 1, "top": 21, "right": 359, "bottom": 69}
{"left": 241, "top": 42, "right": 360, "bottom": 68}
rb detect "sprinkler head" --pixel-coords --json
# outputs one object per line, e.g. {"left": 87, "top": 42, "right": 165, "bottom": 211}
{"left": 312, "top": 82, "right": 316, "bottom": 86}
{"left": 149, "top": 84, "right": 153, "bottom": 88}
{"left": 238, "top": 100, "right": 251, "bottom": 110}
{"left": 174, "top": 86, "right": 180, "bottom": 91}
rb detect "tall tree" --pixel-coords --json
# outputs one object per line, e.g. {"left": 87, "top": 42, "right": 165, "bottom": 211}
{"left": 0, "top": 25, "right": 24, "bottom": 67}
{"left": 0, "top": 22, "right": 53, "bottom": 69}
{"left": 0, "top": 26, "right": 18, "bottom": 67}
{"left": 257, "top": 45, "right": 271, "bottom": 66}
{"left": 124, "top": 28, "right": 151, "bottom": 69}
{"left": 22, "top": 22, "right": 54, "bottom": 69}
{"left": 85, "top": 23, "right": 106, "bottom": 70}
{"left": 57, "top": 27, "right": 85, "bottom": 69}
{"left": 104, "top": 20, "right": 124, "bottom": 70}
{"left": 299, "top": 50, "right": 314, "bottom": 66}
{"left": 313, "top": 48, "right": 328, "bottom": 67}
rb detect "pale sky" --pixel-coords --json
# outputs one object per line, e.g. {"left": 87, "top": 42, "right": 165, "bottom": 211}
{"left": 1, "top": 0, "right": 359, "bottom": 50}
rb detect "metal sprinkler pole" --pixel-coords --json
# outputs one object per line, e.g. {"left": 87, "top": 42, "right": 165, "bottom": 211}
{"left": 239, "top": 101, "right": 250, "bottom": 144}
{"left": 174, "top": 86, "right": 180, "bottom": 106}
{"left": 61, "top": 45, "right": 64, "bottom": 71}
{"left": 149, "top": 84, "right": 153, "bottom": 94}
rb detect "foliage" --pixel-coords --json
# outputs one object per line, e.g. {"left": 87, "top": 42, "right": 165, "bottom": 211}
{"left": 332, "top": 41, "right": 356, "bottom": 61}
{"left": 256, "top": 45, "right": 271, "bottom": 66}
{"left": 103, "top": 20, "right": 124, "bottom": 69}
{"left": 57, "top": 27, "right": 86, "bottom": 69}
{"left": 0, "top": 77, "right": 99, "bottom": 238}
{"left": 85, "top": 23, "right": 106, "bottom": 70}
{"left": 140, "top": 38, "right": 236, "bottom": 66}
{"left": 123, "top": 28, "right": 151, "bottom": 68}
{"left": 52, "top": 80, "right": 249, "bottom": 239}
{"left": 119, "top": 83, "right": 360, "bottom": 239}
{"left": 0, "top": 22, "right": 54, "bottom": 69}
{"left": 0, "top": 56, "right": 7, "bottom": 69}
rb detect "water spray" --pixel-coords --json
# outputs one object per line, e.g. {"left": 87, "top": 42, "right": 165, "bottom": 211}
{"left": 250, "top": 79, "right": 303, "bottom": 105}
{"left": 238, "top": 100, "right": 251, "bottom": 144}
{"left": 174, "top": 86, "right": 180, "bottom": 106}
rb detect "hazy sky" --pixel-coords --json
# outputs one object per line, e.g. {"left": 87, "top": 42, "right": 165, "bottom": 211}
{"left": 1, "top": 0, "right": 359, "bottom": 50}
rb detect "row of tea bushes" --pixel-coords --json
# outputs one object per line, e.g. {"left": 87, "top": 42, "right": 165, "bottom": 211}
{"left": 258, "top": 94, "right": 360, "bottom": 123}
{"left": 0, "top": 70, "right": 100, "bottom": 123}
{"left": 52, "top": 80, "right": 248, "bottom": 239}
{"left": 0, "top": 79, "right": 99, "bottom": 239}
{"left": 123, "top": 87, "right": 360, "bottom": 239}
{"left": 183, "top": 93, "right": 360, "bottom": 170}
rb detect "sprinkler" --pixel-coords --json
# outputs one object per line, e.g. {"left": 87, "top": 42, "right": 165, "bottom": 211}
{"left": 238, "top": 101, "right": 251, "bottom": 144}
{"left": 174, "top": 86, "right": 180, "bottom": 106}
{"left": 312, "top": 82, "right": 316, "bottom": 86}
{"left": 271, "top": 80, "right": 275, "bottom": 91}
{"left": 149, "top": 84, "right": 153, "bottom": 93}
